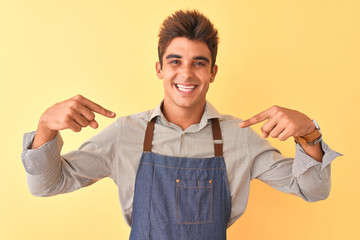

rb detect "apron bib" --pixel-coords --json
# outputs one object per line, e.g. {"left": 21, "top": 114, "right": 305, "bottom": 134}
{"left": 130, "top": 118, "right": 231, "bottom": 240}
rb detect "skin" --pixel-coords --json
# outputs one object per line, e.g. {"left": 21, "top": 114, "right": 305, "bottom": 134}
{"left": 32, "top": 36, "right": 324, "bottom": 162}
{"left": 31, "top": 95, "right": 116, "bottom": 149}
{"left": 155, "top": 37, "right": 218, "bottom": 130}
{"left": 239, "top": 106, "right": 324, "bottom": 161}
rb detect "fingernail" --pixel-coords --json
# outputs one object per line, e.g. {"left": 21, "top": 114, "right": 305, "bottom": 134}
{"left": 110, "top": 112, "right": 116, "bottom": 117}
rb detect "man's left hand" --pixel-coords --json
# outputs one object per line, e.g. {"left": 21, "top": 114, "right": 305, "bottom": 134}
{"left": 239, "top": 105, "right": 316, "bottom": 141}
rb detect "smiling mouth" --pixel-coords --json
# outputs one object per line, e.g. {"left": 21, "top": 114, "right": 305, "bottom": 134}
{"left": 174, "top": 84, "right": 197, "bottom": 93}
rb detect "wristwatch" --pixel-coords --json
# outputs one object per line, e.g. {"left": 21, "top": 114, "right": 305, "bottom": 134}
{"left": 294, "top": 120, "right": 322, "bottom": 146}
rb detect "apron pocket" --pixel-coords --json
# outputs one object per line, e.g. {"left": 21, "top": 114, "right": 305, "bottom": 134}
{"left": 176, "top": 179, "right": 213, "bottom": 224}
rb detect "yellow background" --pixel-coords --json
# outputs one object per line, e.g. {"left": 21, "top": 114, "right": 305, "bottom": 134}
{"left": 0, "top": 0, "right": 358, "bottom": 239}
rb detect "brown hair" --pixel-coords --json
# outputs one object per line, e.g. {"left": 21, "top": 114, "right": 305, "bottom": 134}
{"left": 158, "top": 10, "right": 219, "bottom": 69}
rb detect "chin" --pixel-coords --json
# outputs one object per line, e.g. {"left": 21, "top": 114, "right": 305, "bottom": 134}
{"left": 175, "top": 99, "right": 204, "bottom": 109}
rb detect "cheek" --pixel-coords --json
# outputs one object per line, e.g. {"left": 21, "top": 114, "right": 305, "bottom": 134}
{"left": 163, "top": 77, "right": 174, "bottom": 91}
{"left": 162, "top": 69, "right": 176, "bottom": 81}
{"left": 198, "top": 72, "right": 213, "bottom": 84}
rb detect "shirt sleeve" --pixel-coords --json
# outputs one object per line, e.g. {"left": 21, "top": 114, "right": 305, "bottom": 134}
{"left": 248, "top": 128, "right": 342, "bottom": 202}
{"left": 21, "top": 120, "right": 119, "bottom": 197}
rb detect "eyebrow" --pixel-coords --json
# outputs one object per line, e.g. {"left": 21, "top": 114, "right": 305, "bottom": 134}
{"left": 166, "top": 54, "right": 182, "bottom": 59}
{"left": 165, "top": 54, "right": 210, "bottom": 63}
{"left": 193, "top": 56, "right": 210, "bottom": 63}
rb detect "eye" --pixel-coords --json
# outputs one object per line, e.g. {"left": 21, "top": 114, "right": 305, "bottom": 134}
{"left": 169, "top": 60, "right": 180, "bottom": 65}
{"left": 194, "top": 61, "right": 206, "bottom": 67}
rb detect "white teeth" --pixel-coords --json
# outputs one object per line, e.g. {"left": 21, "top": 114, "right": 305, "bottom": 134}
{"left": 175, "top": 84, "right": 196, "bottom": 92}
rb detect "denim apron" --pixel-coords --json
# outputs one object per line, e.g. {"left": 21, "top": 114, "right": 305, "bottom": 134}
{"left": 129, "top": 118, "right": 231, "bottom": 240}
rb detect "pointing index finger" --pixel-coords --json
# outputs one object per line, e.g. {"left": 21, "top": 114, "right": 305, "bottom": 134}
{"left": 239, "top": 109, "right": 271, "bottom": 128}
{"left": 79, "top": 96, "right": 116, "bottom": 118}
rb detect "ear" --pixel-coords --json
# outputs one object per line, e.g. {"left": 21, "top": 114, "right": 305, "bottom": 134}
{"left": 210, "top": 64, "right": 218, "bottom": 83}
{"left": 156, "top": 62, "right": 163, "bottom": 79}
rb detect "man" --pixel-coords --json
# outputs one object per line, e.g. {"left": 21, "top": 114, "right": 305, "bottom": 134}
{"left": 21, "top": 10, "right": 341, "bottom": 240}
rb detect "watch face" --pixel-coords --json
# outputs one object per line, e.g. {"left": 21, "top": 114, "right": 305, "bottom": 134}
{"left": 312, "top": 119, "right": 321, "bottom": 131}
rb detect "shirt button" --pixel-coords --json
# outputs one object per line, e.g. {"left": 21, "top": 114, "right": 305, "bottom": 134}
{"left": 181, "top": 132, "right": 185, "bottom": 136}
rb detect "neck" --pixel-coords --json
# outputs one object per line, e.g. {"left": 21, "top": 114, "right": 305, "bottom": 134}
{"left": 162, "top": 101, "right": 206, "bottom": 130}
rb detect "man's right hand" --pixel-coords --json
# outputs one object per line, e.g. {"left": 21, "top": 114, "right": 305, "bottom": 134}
{"left": 32, "top": 95, "right": 116, "bottom": 149}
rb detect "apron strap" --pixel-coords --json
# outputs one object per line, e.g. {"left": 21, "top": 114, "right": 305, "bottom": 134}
{"left": 211, "top": 118, "right": 223, "bottom": 157}
{"left": 143, "top": 118, "right": 156, "bottom": 152}
{"left": 143, "top": 117, "right": 223, "bottom": 157}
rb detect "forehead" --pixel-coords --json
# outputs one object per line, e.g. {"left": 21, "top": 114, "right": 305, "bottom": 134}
{"left": 163, "top": 37, "right": 211, "bottom": 59}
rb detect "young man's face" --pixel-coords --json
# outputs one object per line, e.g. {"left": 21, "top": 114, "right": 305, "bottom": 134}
{"left": 156, "top": 37, "right": 218, "bottom": 113}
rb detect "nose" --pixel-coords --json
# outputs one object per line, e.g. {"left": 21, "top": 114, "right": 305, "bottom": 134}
{"left": 179, "top": 63, "right": 194, "bottom": 80}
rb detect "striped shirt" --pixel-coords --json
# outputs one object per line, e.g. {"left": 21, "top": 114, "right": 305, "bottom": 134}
{"left": 21, "top": 101, "right": 342, "bottom": 227}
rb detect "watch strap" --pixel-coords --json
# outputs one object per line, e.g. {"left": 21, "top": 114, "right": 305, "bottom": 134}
{"left": 294, "top": 128, "right": 322, "bottom": 146}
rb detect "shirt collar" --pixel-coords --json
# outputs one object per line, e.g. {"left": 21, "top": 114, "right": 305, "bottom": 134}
{"left": 149, "top": 100, "right": 222, "bottom": 130}
{"left": 202, "top": 101, "right": 223, "bottom": 121}
{"left": 149, "top": 100, "right": 165, "bottom": 122}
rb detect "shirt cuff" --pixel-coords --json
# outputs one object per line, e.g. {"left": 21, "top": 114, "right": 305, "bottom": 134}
{"left": 21, "top": 131, "right": 63, "bottom": 175}
{"left": 292, "top": 140, "right": 343, "bottom": 177}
